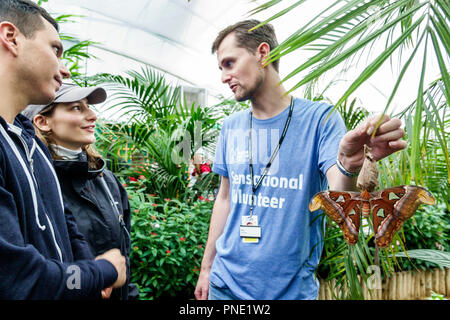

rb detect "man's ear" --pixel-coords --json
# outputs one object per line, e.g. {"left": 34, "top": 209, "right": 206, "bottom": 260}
{"left": 33, "top": 114, "right": 52, "bottom": 132}
{"left": 0, "top": 21, "right": 20, "bottom": 57}
{"left": 257, "top": 42, "right": 271, "bottom": 67}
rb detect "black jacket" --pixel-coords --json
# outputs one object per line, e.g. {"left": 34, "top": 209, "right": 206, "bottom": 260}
{"left": 0, "top": 115, "right": 117, "bottom": 299}
{"left": 53, "top": 153, "right": 138, "bottom": 300}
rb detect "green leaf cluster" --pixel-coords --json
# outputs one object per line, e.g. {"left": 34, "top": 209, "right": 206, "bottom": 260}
{"left": 93, "top": 67, "right": 223, "bottom": 202}
{"left": 126, "top": 186, "right": 213, "bottom": 300}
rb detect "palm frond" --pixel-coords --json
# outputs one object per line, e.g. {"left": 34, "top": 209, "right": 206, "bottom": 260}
{"left": 392, "top": 249, "right": 450, "bottom": 268}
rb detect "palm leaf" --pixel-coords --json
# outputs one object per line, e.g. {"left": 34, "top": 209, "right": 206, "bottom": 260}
{"left": 392, "top": 249, "right": 450, "bottom": 268}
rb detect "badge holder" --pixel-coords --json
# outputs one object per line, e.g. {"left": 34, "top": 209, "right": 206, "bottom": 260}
{"left": 240, "top": 212, "right": 261, "bottom": 243}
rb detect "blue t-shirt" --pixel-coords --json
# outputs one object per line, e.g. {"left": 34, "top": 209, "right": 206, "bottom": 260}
{"left": 211, "top": 97, "right": 347, "bottom": 299}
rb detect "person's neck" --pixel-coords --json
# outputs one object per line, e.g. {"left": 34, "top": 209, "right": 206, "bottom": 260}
{"left": 250, "top": 78, "right": 292, "bottom": 120}
{"left": 0, "top": 66, "right": 30, "bottom": 123}
{"left": 0, "top": 87, "right": 27, "bottom": 124}
{"left": 51, "top": 144, "right": 83, "bottom": 160}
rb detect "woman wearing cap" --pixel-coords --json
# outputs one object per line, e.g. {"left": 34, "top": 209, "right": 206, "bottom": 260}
{"left": 23, "top": 83, "right": 138, "bottom": 300}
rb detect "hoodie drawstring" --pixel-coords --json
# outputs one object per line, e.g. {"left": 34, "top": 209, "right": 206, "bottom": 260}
{"left": 0, "top": 125, "right": 46, "bottom": 231}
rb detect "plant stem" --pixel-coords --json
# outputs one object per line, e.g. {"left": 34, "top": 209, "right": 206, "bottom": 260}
{"left": 374, "top": 245, "right": 380, "bottom": 267}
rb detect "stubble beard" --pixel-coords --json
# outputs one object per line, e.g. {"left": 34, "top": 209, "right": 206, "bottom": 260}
{"left": 235, "top": 73, "right": 265, "bottom": 102}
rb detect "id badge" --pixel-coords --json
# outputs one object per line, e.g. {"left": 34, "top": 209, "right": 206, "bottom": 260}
{"left": 240, "top": 215, "right": 261, "bottom": 243}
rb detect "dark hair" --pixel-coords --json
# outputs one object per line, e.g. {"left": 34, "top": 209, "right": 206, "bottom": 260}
{"left": 212, "top": 19, "right": 279, "bottom": 72}
{"left": 0, "top": 0, "right": 58, "bottom": 38}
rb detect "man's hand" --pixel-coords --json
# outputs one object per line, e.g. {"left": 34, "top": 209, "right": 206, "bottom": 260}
{"left": 95, "top": 248, "right": 127, "bottom": 289}
{"left": 338, "top": 114, "right": 407, "bottom": 173}
{"left": 101, "top": 287, "right": 113, "bottom": 299}
{"left": 194, "top": 269, "right": 210, "bottom": 300}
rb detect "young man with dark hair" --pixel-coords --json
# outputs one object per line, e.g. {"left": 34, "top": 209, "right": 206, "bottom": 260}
{"left": 211, "top": 20, "right": 280, "bottom": 72}
{"left": 195, "top": 19, "right": 406, "bottom": 300}
{"left": 0, "top": 0, "right": 126, "bottom": 299}
{"left": 0, "top": 0, "right": 59, "bottom": 36}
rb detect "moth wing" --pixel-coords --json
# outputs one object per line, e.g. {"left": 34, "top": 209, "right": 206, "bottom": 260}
{"left": 310, "top": 191, "right": 362, "bottom": 245}
{"left": 370, "top": 186, "right": 435, "bottom": 247}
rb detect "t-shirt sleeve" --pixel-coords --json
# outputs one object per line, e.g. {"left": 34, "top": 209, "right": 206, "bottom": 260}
{"left": 317, "top": 106, "right": 347, "bottom": 176}
{"left": 212, "top": 122, "right": 229, "bottom": 178}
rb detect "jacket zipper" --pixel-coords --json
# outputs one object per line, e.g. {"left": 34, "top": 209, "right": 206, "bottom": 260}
{"left": 6, "top": 127, "right": 63, "bottom": 262}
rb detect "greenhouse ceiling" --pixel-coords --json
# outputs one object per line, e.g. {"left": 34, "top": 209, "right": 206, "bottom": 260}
{"left": 41, "top": 1, "right": 275, "bottom": 96}
{"left": 39, "top": 0, "right": 436, "bottom": 114}
{"left": 40, "top": 1, "right": 338, "bottom": 100}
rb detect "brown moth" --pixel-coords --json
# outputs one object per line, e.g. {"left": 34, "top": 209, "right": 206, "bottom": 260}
{"left": 309, "top": 145, "right": 435, "bottom": 247}
{"left": 309, "top": 186, "right": 435, "bottom": 247}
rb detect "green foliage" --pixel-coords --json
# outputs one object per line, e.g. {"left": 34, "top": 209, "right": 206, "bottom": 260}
{"left": 126, "top": 184, "right": 212, "bottom": 300}
{"left": 318, "top": 215, "right": 376, "bottom": 300}
{"left": 392, "top": 81, "right": 450, "bottom": 205}
{"left": 94, "top": 68, "right": 182, "bottom": 129}
{"left": 427, "top": 291, "right": 448, "bottom": 300}
{"left": 253, "top": 0, "right": 450, "bottom": 186}
{"left": 397, "top": 203, "right": 450, "bottom": 270}
{"left": 255, "top": 0, "right": 449, "bottom": 109}
{"left": 336, "top": 98, "right": 369, "bottom": 131}
{"left": 394, "top": 249, "right": 450, "bottom": 269}
{"left": 93, "top": 67, "right": 221, "bottom": 202}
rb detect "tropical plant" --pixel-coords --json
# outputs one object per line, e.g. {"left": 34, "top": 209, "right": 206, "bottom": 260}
{"left": 252, "top": 0, "right": 449, "bottom": 181}
{"left": 390, "top": 80, "right": 449, "bottom": 208}
{"left": 394, "top": 249, "right": 450, "bottom": 268}
{"left": 251, "top": 0, "right": 449, "bottom": 299}
{"left": 125, "top": 184, "right": 212, "bottom": 300}
{"left": 93, "top": 67, "right": 222, "bottom": 202}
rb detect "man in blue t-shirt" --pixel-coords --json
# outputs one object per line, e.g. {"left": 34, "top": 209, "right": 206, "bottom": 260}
{"left": 194, "top": 20, "right": 407, "bottom": 300}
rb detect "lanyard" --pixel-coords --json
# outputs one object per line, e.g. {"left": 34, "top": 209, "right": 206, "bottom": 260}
{"left": 248, "top": 96, "right": 294, "bottom": 215}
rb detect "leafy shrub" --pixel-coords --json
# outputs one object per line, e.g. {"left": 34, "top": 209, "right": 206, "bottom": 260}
{"left": 126, "top": 186, "right": 212, "bottom": 300}
{"left": 399, "top": 202, "right": 450, "bottom": 270}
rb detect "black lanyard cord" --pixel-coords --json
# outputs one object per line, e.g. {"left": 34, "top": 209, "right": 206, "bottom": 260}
{"left": 248, "top": 97, "right": 294, "bottom": 214}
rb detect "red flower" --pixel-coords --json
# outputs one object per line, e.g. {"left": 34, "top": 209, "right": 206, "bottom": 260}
{"left": 134, "top": 209, "right": 139, "bottom": 213}
{"left": 138, "top": 175, "right": 146, "bottom": 180}
{"left": 122, "top": 183, "right": 128, "bottom": 187}
{"left": 200, "top": 163, "right": 211, "bottom": 173}
{"left": 151, "top": 232, "right": 157, "bottom": 236}
{"left": 197, "top": 245, "right": 203, "bottom": 249}
{"left": 149, "top": 193, "right": 157, "bottom": 197}
{"left": 166, "top": 250, "right": 171, "bottom": 254}
{"left": 164, "top": 198, "right": 171, "bottom": 201}
{"left": 151, "top": 203, "right": 157, "bottom": 207}
{"left": 129, "top": 177, "right": 137, "bottom": 182}
{"left": 198, "top": 195, "right": 205, "bottom": 201}
{"left": 179, "top": 237, "right": 186, "bottom": 242}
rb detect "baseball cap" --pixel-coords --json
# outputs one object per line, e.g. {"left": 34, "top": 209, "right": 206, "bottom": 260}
{"left": 22, "top": 83, "right": 107, "bottom": 121}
